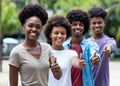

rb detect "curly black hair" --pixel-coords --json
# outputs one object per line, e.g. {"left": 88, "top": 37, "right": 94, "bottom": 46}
{"left": 44, "top": 15, "right": 71, "bottom": 44}
{"left": 88, "top": 7, "right": 107, "bottom": 20}
{"left": 18, "top": 4, "right": 48, "bottom": 26}
{"left": 66, "top": 9, "right": 90, "bottom": 35}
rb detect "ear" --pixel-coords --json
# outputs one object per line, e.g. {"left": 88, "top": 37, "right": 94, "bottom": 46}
{"left": 90, "top": 26, "right": 92, "bottom": 29}
{"left": 90, "top": 23, "right": 93, "bottom": 29}
{"left": 103, "top": 20, "right": 106, "bottom": 27}
{"left": 104, "top": 23, "right": 106, "bottom": 27}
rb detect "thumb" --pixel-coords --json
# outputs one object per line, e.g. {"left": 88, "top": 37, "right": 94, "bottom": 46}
{"left": 79, "top": 53, "right": 83, "bottom": 60}
{"left": 93, "top": 52, "right": 96, "bottom": 57}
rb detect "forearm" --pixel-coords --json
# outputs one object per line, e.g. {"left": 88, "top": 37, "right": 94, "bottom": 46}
{"left": 10, "top": 78, "right": 18, "bottom": 86}
{"left": 9, "top": 65, "right": 18, "bottom": 86}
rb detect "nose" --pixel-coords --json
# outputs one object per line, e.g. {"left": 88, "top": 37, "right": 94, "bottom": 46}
{"left": 32, "top": 27, "right": 37, "bottom": 31}
{"left": 58, "top": 33, "right": 63, "bottom": 37}
{"left": 95, "top": 23, "right": 99, "bottom": 27}
{"left": 76, "top": 24, "right": 80, "bottom": 28}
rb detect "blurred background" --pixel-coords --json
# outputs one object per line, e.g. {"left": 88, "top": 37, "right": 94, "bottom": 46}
{"left": 0, "top": 0, "right": 120, "bottom": 85}
{"left": 0, "top": 0, "right": 120, "bottom": 69}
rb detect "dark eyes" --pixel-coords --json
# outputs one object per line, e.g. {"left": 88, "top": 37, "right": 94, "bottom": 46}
{"left": 53, "top": 32, "right": 66, "bottom": 35}
{"left": 92, "top": 21, "right": 102, "bottom": 25}
{"left": 72, "top": 22, "right": 84, "bottom": 26}
{"left": 27, "top": 24, "right": 41, "bottom": 29}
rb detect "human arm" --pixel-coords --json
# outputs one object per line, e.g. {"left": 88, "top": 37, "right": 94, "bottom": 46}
{"left": 9, "top": 65, "right": 19, "bottom": 86}
{"left": 72, "top": 53, "right": 86, "bottom": 69}
{"left": 9, "top": 47, "right": 20, "bottom": 86}
{"left": 49, "top": 57, "right": 62, "bottom": 80}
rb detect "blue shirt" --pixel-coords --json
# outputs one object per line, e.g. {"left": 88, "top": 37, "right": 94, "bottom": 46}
{"left": 63, "top": 38, "right": 100, "bottom": 86}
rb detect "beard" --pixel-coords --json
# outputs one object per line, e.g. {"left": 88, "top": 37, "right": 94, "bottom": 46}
{"left": 74, "top": 33, "right": 83, "bottom": 38}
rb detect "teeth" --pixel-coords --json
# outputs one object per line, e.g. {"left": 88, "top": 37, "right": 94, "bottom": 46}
{"left": 75, "top": 29, "right": 80, "bottom": 32}
{"left": 56, "top": 38, "right": 63, "bottom": 42}
{"left": 30, "top": 33, "right": 36, "bottom": 36}
{"left": 57, "top": 39, "right": 62, "bottom": 41}
{"left": 94, "top": 28, "right": 100, "bottom": 31}
{"left": 95, "top": 28, "right": 100, "bottom": 30}
{"left": 75, "top": 29, "right": 82, "bottom": 33}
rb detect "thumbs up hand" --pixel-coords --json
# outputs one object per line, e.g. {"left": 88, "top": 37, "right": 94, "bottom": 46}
{"left": 49, "top": 57, "right": 62, "bottom": 80}
{"left": 91, "top": 52, "right": 100, "bottom": 67}
{"left": 79, "top": 53, "right": 86, "bottom": 69}
{"left": 103, "top": 45, "right": 112, "bottom": 58}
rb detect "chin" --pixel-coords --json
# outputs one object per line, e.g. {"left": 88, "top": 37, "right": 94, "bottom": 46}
{"left": 56, "top": 43, "right": 62, "bottom": 46}
{"left": 29, "top": 38, "right": 37, "bottom": 41}
{"left": 75, "top": 34, "right": 82, "bottom": 37}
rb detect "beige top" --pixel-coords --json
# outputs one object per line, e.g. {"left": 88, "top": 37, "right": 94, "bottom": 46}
{"left": 9, "top": 42, "right": 54, "bottom": 86}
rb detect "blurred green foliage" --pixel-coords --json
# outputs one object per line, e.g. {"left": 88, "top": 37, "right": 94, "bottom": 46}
{"left": 1, "top": 0, "right": 120, "bottom": 46}
{"left": 116, "top": 27, "right": 120, "bottom": 47}
{"left": 1, "top": 0, "right": 21, "bottom": 37}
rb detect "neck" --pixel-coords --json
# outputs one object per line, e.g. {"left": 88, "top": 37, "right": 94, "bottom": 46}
{"left": 52, "top": 45, "right": 64, "bottom": 50}
{"left": 24, "top": 40, "right": 38, "bottom": 47}
{"left": 93, "top": 34, "right": 104, "bottom": 40}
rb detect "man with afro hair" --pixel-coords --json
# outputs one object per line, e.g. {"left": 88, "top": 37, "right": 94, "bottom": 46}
{"left": 63, "top": 9, "right": 100, "bottom": 86}
{"left": 88, "top": 7, "right": 116, "bottom": 86}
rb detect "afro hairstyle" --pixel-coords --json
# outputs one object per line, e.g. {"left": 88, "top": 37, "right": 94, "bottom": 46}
{"left": 18, "top": 4, "right": 48, "bottom": 26}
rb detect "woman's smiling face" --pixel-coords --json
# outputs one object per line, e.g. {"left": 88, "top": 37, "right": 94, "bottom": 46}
{"left": 50, "top": 26, "right": 67, "bottom": 49}
{"left": 23, "top": 16, "right": 42, "bottom": 41}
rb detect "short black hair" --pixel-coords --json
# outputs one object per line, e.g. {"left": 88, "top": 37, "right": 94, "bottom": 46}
{"left": 18, "top": 4, "right": 48, "bottom": 26}
{"left": 88, "top": 7, "right": 107, "bottom": 20}
{"left": 44, "top": 15, "right": 71, "bottom": 44}
{"left": 66, "top": 9, "right": 90, "bottom": 35}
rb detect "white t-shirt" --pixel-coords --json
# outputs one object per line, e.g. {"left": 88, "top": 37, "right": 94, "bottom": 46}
{"left": 48, "top": 49, "right": 78, "bottom": 86}
{"left": 9, "top": 42, "right": 54, "bottom": 86}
